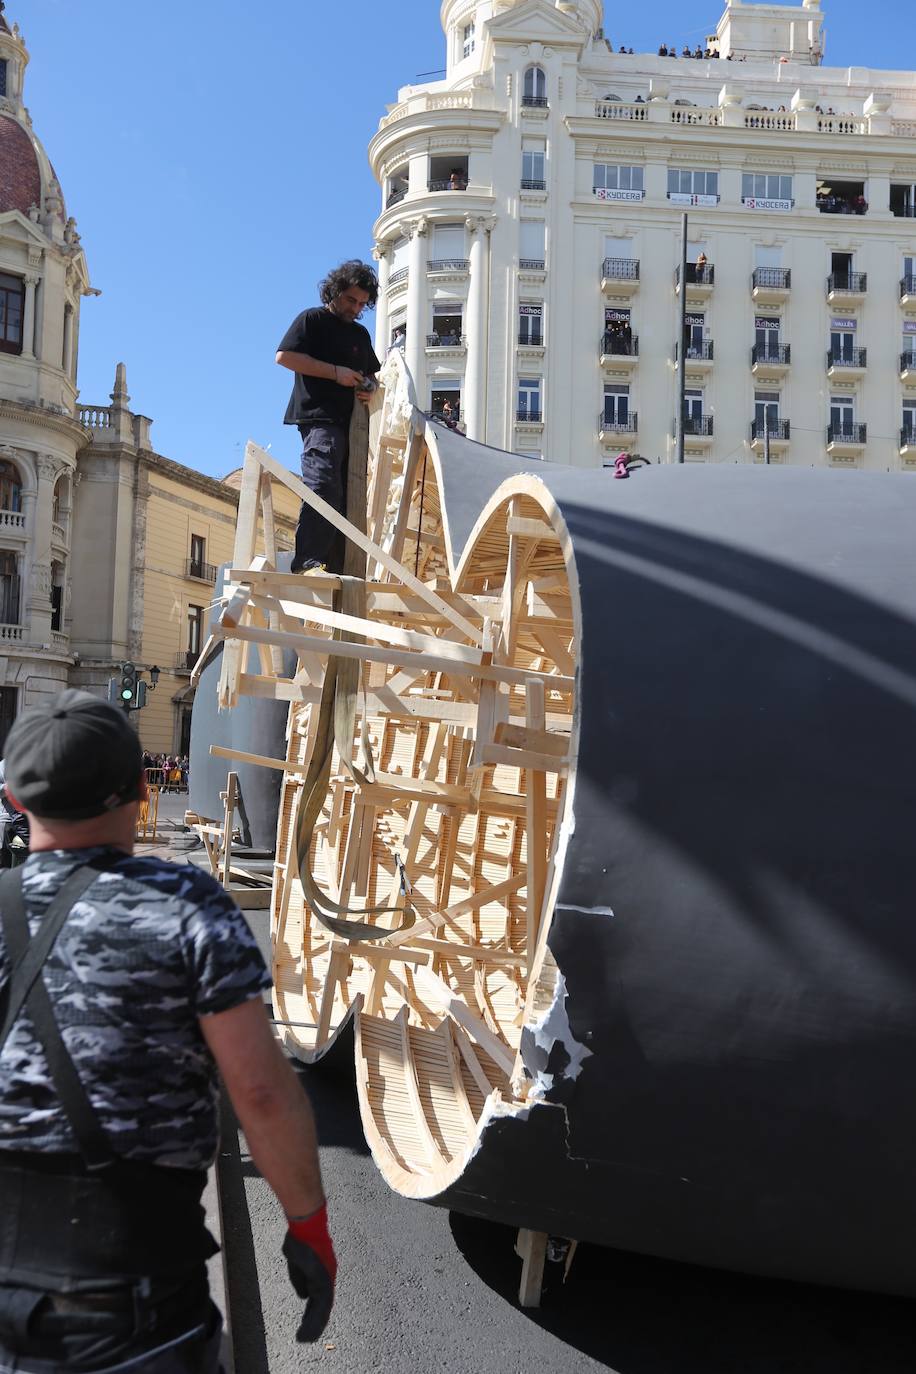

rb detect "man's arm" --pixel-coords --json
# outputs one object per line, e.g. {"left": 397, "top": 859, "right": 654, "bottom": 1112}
{"left": 200, "top": 996, "right": 324, "bottom": 1217}
{"left": 276, "top": 351, "right": 363, "bottom": 388}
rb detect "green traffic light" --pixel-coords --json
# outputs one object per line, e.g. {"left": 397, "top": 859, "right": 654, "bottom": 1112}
{"left": 120, "top": 688, "right": 133, "bottom": 700}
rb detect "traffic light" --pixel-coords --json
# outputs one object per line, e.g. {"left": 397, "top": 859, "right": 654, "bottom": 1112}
{"left": 119, "top": 662, "right": 138, "bottom": 705}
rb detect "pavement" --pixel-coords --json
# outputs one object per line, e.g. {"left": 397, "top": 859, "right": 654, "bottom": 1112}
{"left": 147, "top": 799, "right": 916, "bottom": 1374}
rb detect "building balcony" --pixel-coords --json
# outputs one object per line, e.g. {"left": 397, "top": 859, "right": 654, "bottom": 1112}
{"left": 519, "top": 258, "right": 546, "bottom": 275}
{"left": 185, "top": 558, "right": 218, "bottom": 584}
{"left": 388, "top": 266, "right": 409, "bottom": 288}
{"left": 751, "top": 267, "right": 791, "bottom": 303}
{"left": 595, "top": 100, "right": 648, "bottom": 122}
{"left": 521, "top": 96, "right": 548, "bottom": 110}
{"left": 826, "top": 422, "right": 866, "bottom": 455}
{"left": 516, "top": 408, "right": 543, "bottom": 428}
{"left": 675, "top": 340, "right": 714, "bottom": 371}
{"left": 428, "top": 258, "right": 469, "bottom": 277}
{"left": 682, "top": 415, "right": 714, "bottom": 444}
{"left": 826, "top": 348, "right": 867, "bottom": 379}
{"left": 51, "top": 630, "right": 69, "bottom": 651}
{"left": 750, "top": 419, "right": 790, "bottom": 454}
{"left": 900, "top": 427, "right": 916, "bottom": 455}
{"left": 0, "top": 623, "right": 23, "bottom": 642}
{"left": 900, "top": 350, "right": 916, "bottom": 381}
{"left": 751, "top": 343, "right": 791, "bottom": 377}
{"left": 674, "top": 264, "right": 715, "bottom": 298}
{"left": 600, "top": 257, "right": 640, "bottom": 294}
{"left": 0, "top": 509, "right": 26, "bottom": 535}
{"left": 428, "top": 179, "right": 468, "bottom": 192}
{"left": 426, "top": 333, "right": 466, "bottom": 354}
{"left": 520, "top": 179, "right": 547, "bottom": 195}
{"left": 598, "top": 412, "right": 638, "bottom": 446}
{"left": 51, "top": 521, "right": 67, "bottom": 547}
{"left": 176, "top": 649, "right": 198, "bottom": 673}
{"left": 600, "top": 333, "right": 638, "bottom": 368}
{"left": 826, "top": 272, "right": 867, "bottom": 302}
{"left": 900, "top": 276, "right": 916, "bottom": 306}
{"left": 386, "top": 188, "right": 407, "bottom": 209}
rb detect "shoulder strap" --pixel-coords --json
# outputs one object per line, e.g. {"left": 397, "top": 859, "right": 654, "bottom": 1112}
{"left": 0, "top": 861, "right": 117, "bottom": 1171}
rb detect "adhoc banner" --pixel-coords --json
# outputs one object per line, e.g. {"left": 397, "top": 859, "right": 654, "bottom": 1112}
{"left": 669, "top": 193, "right": 719, "bottom": 207}
{"left": 830, "top": 317, "right": 857, "bottom": 330}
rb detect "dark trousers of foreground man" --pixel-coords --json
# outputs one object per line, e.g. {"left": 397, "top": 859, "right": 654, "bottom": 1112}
{"left": 295, "top": 420, "right": 349, "bottom": 574}
{"left": 0, "top": 1156, "right": 222, "bottom": 1374}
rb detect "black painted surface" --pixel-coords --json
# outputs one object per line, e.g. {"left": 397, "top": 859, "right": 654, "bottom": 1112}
{"left": 431, "top": 460, "right": 916, "bottom": 1296}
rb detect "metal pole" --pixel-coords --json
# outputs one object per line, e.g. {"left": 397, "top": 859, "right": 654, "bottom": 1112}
{"left": 764, "top": 422, "right": 771, "bottom": 466}
{"left": 676, "top": 213, "right": 688, "bottom": 465}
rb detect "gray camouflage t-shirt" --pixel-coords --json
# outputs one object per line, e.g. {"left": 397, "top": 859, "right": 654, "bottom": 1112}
{"left": 0, "top": 846, "right": 271, "bottom": 1169}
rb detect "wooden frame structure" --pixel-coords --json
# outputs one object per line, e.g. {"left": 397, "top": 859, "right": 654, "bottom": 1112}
{"left": 208, "top": 350, "right": 579, "bottom": 1218}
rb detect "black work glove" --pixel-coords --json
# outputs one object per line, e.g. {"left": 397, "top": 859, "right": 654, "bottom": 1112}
{"left": 283, "top": 1224, "right": 336, "bottom": 1342}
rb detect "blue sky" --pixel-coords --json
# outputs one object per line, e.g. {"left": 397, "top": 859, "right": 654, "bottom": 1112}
{"left": 19, "top": 0, "right": 910, "bottom": 477}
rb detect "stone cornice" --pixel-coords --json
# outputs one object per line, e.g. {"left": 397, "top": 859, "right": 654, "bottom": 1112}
{"left": 368, "top": 107, "right": 504, "bottom": 173}
{"left": 140, "top": 451, "right": 297, "bottom": 528}
{"left": 0, "top": 398, "right": 89, "bottom": 447}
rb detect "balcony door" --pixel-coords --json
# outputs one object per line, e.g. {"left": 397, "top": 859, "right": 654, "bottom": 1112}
{"left": 684, "top": 389, "right": 704, "bottom": 422}
{"left": 603, "top": 385, "right": 630, "bottom": 426}
{"left": 755, "top": 391, "right": 780, "bottom": 430}
{"left": 830, "top": 396, "right": 854, "bottom": 433}
{"left": 904, "top": 401, "right": 916, "bottom": 438}
{"left": 830, "top": 326, "right": 855, "bottom": 362}
{"left": 755, "top": 317, "right": 780, "bottom": 355}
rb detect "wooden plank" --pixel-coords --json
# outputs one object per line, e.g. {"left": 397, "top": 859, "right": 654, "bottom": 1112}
{"left": 259, "top": 473, "right": 278, "bottom": 568}
{"left": 451, "top": 1024, "right": 496, "bottom": 1101}
{"left": 209, "top": 744, "right": 294, "bottom": 773}
{"left": 517, "top": 1230, "right": 548, "bottom": 1309}
{"left": 212, "top": 621, "right": 574, "bottom": 693}
{"left": 220, "top": 772, "right": 238, "bottom": 888}
{"left": 439, "top": 1020, "right": 479, "bottom": 1132}
{"left": 316, "top": 943, "right": 350, "bottom": 1046}
{"left": 443, "top": 872, "right": 527, "bottom": 920}
{"left": 506, "top": 517, "right": 557, "bottom": 542}
{"left": 246, "top": 597, "right": 485, "bottom": 665}
{"left": 495, "top": 723, "right": 569, "bottom": 757}
{"left": 478, "top": 743, "right": 569, "bottom": 773}
{"left": 398, "top": 1007, "right": 445, "bottom": 1168}
{"left": 245, "top": 440, "right": 483, "bottom": 644}
{"left": 357, "top": 772, "right": 474, "bottom": 810}
{"left": 525, "top": 678, "right": 548, "bottom": 977}
{"left": 407, "top": 937, "right": 526, "bottom": 969}
{"left": 411, "top": 966, "right": 515, "bottom": 1077}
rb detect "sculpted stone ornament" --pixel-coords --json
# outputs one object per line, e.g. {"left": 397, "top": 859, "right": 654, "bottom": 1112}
{"left": 37, "top": 455, "right": 58, "bottom": 483}
{"left": 30, "top": 562, "right": 52, "bottom": 600}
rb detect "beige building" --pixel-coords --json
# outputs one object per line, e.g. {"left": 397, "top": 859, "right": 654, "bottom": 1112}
{"left": 370, "top": 0, "right": 916, "bottom": 471}
{"left": 73, "top": 372, "right": 296, "bottom": 755}
{"left": 0, "top": 7, "right": 298, "bottom": 753}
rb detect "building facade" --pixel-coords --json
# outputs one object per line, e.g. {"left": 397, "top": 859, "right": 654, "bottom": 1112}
{"left": 369, "top": 0, "right": 916, "bottom": 470}
{"left": 0, "top": 7, "right": 92, "bottom": 738}
{"left": 0, "top": 7, "right": 298, "bottom": 753}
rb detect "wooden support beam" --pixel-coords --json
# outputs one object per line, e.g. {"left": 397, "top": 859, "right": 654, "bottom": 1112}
{"left": 525, "top": 678, "right": 548, "bottom": 978}
{"left": 506, "top": 517, "right": 557, "bottom": 542}
{"left": 242, "top": 440, "right": 482, "bottom": 643}
{"left": 213, "top": 621, "right": 574, "bottom": 694}
{"left": 516, "top": 1229, "right": 548, "bottom": 1309}
{"left": 411, "top": 966, "right": 515, "bottom": 1077}
{"left": 209, "top": 744, "right": 294, "bottom": 773}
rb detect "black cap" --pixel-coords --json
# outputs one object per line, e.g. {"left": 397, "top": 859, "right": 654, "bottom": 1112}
{"left": 4, "top": 689, "right": 144, "bottom": 820}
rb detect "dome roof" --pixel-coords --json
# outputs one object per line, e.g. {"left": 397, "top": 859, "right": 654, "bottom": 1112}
{"left": 0, "top": 114, "right": 40, "bottom": 216}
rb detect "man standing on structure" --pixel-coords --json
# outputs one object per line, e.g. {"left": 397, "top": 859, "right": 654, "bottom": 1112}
{"left": 0, "top": 691, "right": 337, "bottom": 1372}
{"left": 276, "top": 260, "right": 381, "bottom": 573}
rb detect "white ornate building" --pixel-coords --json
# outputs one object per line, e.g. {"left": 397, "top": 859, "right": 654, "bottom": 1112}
{"left": 0, "top": 4, "right": 91, "bottom": 737}
{"left": 369, "top": 0, "right": 916, "bottom": 470}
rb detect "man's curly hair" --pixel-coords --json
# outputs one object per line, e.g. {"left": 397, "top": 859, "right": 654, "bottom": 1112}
{"left": 319, "top": 260, "right": 379, "bottom": 310}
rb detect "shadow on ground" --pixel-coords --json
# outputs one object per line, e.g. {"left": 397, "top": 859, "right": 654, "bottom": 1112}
{"left": 450, "top": 1212, "right": 915, "bottom": 1374}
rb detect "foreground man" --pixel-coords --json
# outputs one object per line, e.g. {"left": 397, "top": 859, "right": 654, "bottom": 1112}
{"left": 0, "top": 691, "right": 336, "bottom": 1372}
{"left": 276, "top": 259, "right": 380, "bottom": 573}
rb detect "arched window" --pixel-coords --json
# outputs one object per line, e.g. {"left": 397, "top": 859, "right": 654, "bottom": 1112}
{"left": 0, "top": 461, "right": 22, "bottom": 513}
{"left": 523, "top": 65, "right": 547, "bottom": 107}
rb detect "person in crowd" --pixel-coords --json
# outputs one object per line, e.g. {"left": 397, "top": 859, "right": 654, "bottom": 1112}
{"left": 448, "top": 168, "right": 467, "bottom": 191}
{"left": 0, "top": 691, "right": 337, "bottom": 1371}
{"left": 276, "top": 261, "right": 380, "bottom": 575}
{"left": 682, "top": 45, "right": 691, "bottom": 57}
{"left": 658, "top": 43, "right": 668, "bottom": 55}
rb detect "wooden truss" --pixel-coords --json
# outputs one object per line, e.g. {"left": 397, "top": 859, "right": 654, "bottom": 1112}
{"left": 209, "top": 350, "right": 578, "bottom": 1221}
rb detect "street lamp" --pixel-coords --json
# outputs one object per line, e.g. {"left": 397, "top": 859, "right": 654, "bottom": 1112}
{"left": 149, "top": 664, "right": 161, "bottom": 690}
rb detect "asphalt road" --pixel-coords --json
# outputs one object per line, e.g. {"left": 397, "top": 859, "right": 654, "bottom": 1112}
{"left": 217, "top": 905, "right": 915, "bottom": 1374}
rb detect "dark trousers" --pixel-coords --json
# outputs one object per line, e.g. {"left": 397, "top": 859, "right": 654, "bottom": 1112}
{"left": 295, "top": 422, "right": 349, "bottom": 573}
{"left": 0, "top": 1275, "right": 222, "bottom": 1373}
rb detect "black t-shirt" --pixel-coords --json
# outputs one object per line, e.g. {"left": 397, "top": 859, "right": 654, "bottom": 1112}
{"left": 278, "top": 307, "right": 381, "bottom": 426}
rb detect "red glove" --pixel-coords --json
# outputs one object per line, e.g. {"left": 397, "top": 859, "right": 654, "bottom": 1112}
{"left": 283, "top": 1203, "right": 337, "bottom": 1342}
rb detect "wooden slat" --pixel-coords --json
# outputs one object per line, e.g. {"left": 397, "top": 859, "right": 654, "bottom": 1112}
{"left": 525, "top": 678, "right": 548, "bottom": 977}
{"left": 244, "top": 440, "right": 483, "bottom": 644}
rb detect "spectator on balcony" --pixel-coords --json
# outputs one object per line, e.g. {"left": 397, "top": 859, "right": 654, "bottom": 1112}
{"left": 681, "top": 45, "right": 691, "bottom": 57}
{"left": 448, "top": 168, "right": 467, "bottom": 191}
{"left": 695, "top": 252, "right": 708, "bottom": 276}
{"left": 277, "top": 260, "right": 380, "bottom": 574}
{"left": 389, "top": 324, "right": 406, "bottom": 353}
{"left": 658, "top": 43, "right": 668, "bottom": 55}
{"left": 855, "top": 195, "right": 868, "bottom": 215}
